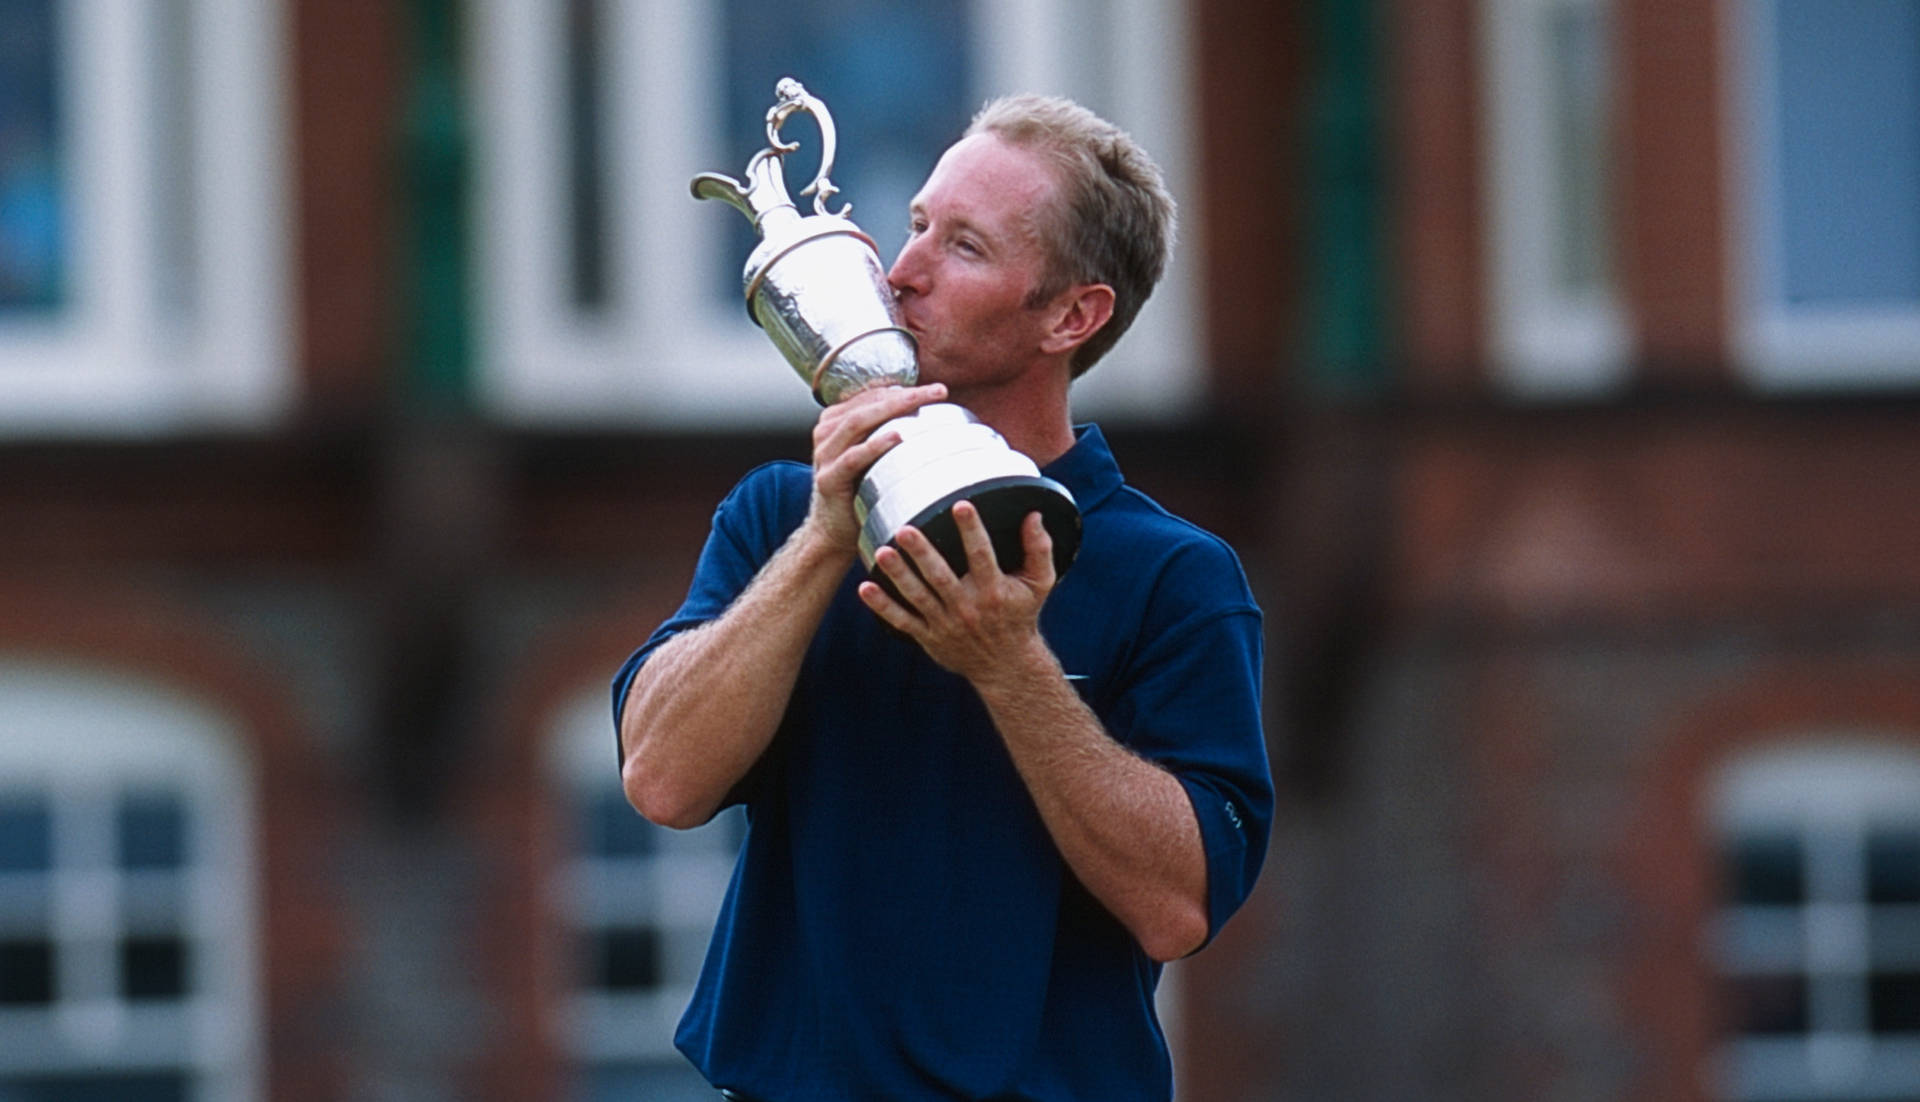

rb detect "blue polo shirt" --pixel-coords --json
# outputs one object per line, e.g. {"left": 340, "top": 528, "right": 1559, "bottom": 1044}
{"left": 613, "top": 425, "right": 1271, "bottom": 1101}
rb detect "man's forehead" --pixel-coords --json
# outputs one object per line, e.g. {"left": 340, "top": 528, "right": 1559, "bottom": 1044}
{"left": 910, "top": 134, "right": 1056, "bottom": 222}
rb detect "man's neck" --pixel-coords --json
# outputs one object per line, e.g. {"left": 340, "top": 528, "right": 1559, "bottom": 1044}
{"left": 950, "top": 374, "right": 1076, "bottom": 467}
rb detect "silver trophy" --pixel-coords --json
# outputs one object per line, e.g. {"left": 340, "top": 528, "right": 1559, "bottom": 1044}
{"left": 693, "top": 79, "right": 1079, "bottom": 587}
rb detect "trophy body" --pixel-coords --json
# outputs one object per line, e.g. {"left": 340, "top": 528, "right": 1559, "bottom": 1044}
{"left": 694, "top": 79, "right": 1080, "bottom": 583}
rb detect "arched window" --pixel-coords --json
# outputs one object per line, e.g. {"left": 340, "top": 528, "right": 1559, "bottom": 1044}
{"left": 0, "top": 658, "right": 260, "bottom": 1101}
{"left": 1709, "top": 739, "right": 1920, "bottom": 1100}
{"left": 543, "top": 688, "right": 743, "bottom": 1101}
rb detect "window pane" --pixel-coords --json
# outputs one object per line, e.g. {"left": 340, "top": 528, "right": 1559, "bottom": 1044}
{"left": 0, "top": 1075, "right": 188, "bottom": 1102}
{"left": 716, "top": 0, "right": 973, "bottom": 303}
{"left": 1868, "top": 828, "right": 1920, "bottom": 904}
{"left": 0, "top": 794, "right": 52, "bottom": 871}
{"left": 1725, "top": 972, "right": 1809, "bottom": 1035}
{"left": 151, "top": 0, "right": 198, "bottom": 320}
{"left": 589, "top": 926, "right": 662, "bottom": 992}
{"left": 0, "top": 0, "right": 66, "bottom": 312}
{"left": 1870, "top": 971, "right": 1920, "bottom": 1033}
{"left": 0, "top": 937, "right": 55, "bottom": 1004}
{"left": 120, "top": 935, "right": 190, "bottom": 1001}
{"left": 1547, "top": 1, "right": 1612, "bottom": 294}
{"left": 1728, "top": 832, "right": 1805, "bottom": 905}
{"left": 585, "top": 790, "right": 656, "bottom": 859}
{"left": 1772, "top": 0, "right": 1920, "bottom": 306}
{"left": 584, "top": 1062, "right": 724, "bottom": 1102}
{"left": 565, "top": 0, "right": 609, "bottom": 312}
{"left": 118, "top": 792, "right": 188, "bottom": 870}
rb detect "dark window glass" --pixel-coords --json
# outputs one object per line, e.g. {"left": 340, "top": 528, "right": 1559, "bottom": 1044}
{"left": 118, "top": 792, "right": 188, "bottom": 870}
{"left": 591, "top": 926, "right": 661, "bottom": 992}
{"left": 120, "top": 935, "right": 189, "bottom": 1000}
{"left": 0, "top": 938, "right": 55, "bottom": 1004}
{"left": 586, "top": 790, "right": 657, "bottom": 859}
{"left": 0, "top": 0, "right": 66, "bottom": 312}
{"left": 715, "top": 0, "right": 973, "bottom": 303}
{"left": 1868, "top": 829, "right": 1920, "bottom": 904}
{"left": 0, "top": 1074, "right": 188, "bottom": 1102}
{"left": 565, "top": 0, "right": 609, "bottom": 311}
{"left": 1725, "top": 973, "right": 1809, "bottom": 1036}
{"left": 1871, "top": 971, "right": 1920, "bottom": 1034}
{"left": 584, "top": 1061, "right": 722, "bottom": 1102}
{"left": 0, "top": 795, "right": 53, "bottom": 871}
{"left": 1727, "top": 832, "right": 1805, "bottom": 905}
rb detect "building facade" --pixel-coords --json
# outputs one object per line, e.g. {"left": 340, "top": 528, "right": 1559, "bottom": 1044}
{"left": 0, "top": 1, "right": 1915, "bottom": 1100}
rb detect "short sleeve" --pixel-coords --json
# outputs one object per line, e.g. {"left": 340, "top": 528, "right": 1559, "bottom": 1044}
{"left": 610, "top": 462, "right": 810, "bottom": 767}
{"left": 1103, "top": 540, "right": 1272, "bottom": 945}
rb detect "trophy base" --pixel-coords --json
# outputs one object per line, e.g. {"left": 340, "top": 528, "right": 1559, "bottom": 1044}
{"left": 866, "top": 474, "right": 1082, "bottom": 601}
{"left": 853, "top": 403, "right": 1081, "bottom": 600}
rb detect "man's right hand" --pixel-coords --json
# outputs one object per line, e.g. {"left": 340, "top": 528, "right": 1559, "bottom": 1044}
{"left": 802, "top": 382, "right": 949, "bottom": 555}
{"left": 621, "top": 380, "right": 949, "bottom": 829}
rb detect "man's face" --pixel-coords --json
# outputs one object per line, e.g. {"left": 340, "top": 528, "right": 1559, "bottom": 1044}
{"left": 887, "top": 133, "right": 1061, "bottom": 392}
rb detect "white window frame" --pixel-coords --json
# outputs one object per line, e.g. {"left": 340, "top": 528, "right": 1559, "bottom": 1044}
{"left": 0, "top": 0, "right": 291, "bottom": 436}
{"left": 0, "top": 658, "right": 261, "bottom": 1101}
{"left": 1480, "top": 0, "right": 1631, "bottom": 397}
{"left": 1722, "top": 0, "right": 1920, "bottom": 390}
{"left": 470, "top": 0, "right": 1202, "bottom": 429}
{"left": 544, "top": 689, "right": 742, "bottom": 1085}
{"left": 1708, "top": 739, "right": 1920, "bottom": 1101}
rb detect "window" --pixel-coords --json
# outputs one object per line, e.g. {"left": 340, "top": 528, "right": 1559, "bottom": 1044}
{"left": 1709, "top": 740, "right": 1920, "bottom": 1101}
{"left": 0, "top": 659, "right": 260, "bottom": 1101}
{"left": 1726, "top": 0, "right": 1920, "bottom": 389}
{"left": 0, "top": 0, "right": 290, "bottom": 436}
{"left": 1480, "top": 0, "right": 1630, "bottom": 396}
{"left": 545, "top": 690, "right": 744, "bottom": 1101}
{"left": 472, "top": 0, "right": 1201, "bottom": 427}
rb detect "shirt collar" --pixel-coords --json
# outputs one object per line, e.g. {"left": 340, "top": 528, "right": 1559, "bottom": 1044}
{"left": 1040, "top": 423, "right": 1125, "bottom": 513}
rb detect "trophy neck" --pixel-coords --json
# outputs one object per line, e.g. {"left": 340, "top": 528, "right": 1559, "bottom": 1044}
{"left": 755, "top": 204, "right": 803, "bottom": 238}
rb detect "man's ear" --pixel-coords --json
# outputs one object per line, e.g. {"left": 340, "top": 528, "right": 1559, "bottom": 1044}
{"left": 1040, "top": 283, "right": 1115, "bottom": 357}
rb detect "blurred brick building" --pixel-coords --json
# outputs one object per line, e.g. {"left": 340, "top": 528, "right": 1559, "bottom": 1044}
{"left": 1, "top": 1, "right": 1915, "bottom": 1100}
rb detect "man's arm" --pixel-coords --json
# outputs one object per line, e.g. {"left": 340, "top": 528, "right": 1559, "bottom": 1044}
{"left": 858, "top": 503, "right": 1210, "bottom": 961}
{"left": 621, "top": 383, "right": 948, "bottom": 829}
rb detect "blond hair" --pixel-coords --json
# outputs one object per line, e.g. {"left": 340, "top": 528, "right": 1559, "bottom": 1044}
{"left": 965, "top": 95, "right": 1177, "bottom": 376}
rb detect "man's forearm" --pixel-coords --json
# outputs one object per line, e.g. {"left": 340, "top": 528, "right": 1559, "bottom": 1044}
{"left": 620, "top": 526, "right": 849, "bottom": 828}
{"left": 971, "top": 637, "right": 1211, "bottom": 962}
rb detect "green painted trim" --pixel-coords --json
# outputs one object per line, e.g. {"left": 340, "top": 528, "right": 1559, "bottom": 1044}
{"left": 1304, "top": 0, "right": 1385, "bottom": 395}
{"left": 401, "top": 0, "right": 471, "bottom": 408}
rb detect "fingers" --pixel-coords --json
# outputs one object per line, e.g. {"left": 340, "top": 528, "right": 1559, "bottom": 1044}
{"left": 945, "top": 502, "right": 1056, "bottom": 591}
{"left": 815, "top": 383, "right": 946, "bottom": 459}
{"left": 879, "top": 528, "right": 952, "bottom": 606}
{"left": 1018, "top": 510, "right": 1056, "bottom": 588}
{"left": 953, "top": 501, "right": 999, "bottom": 578}
{"left": 857, "top": 579, "right": 919, "bottom": 633}
{"left": 812, "top": 383, "right": 946, "bottom": 495}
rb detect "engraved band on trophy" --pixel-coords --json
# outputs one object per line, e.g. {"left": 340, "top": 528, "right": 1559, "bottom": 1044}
{"left": 692, "top": 78, "right": 1081, "bottom": 587}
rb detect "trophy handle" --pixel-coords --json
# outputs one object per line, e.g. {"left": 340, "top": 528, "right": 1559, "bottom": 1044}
{"left": 766, "top": 77, "right": 848, "bottom": 218}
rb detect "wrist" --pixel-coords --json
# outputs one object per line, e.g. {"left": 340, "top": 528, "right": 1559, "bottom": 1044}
{"left": 792, "top": 506, "right": 861, "bottom": 567}
{"left": 966, "top": 631, "right": 1062, "bottom": 701}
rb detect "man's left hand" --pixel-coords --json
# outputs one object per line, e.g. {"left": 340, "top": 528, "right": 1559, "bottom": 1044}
{"left": 857, "top": 501, "right": 1056, "bottom": 683}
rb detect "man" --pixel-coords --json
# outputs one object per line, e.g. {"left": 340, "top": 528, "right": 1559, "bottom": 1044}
{"left": 613, "top": 94, "right": 1271, "bottom": 1101}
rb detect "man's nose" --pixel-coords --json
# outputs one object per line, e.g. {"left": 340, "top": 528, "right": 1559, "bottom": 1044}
{"left": 886, "top": 236, "right": 924, "bottom": 295}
